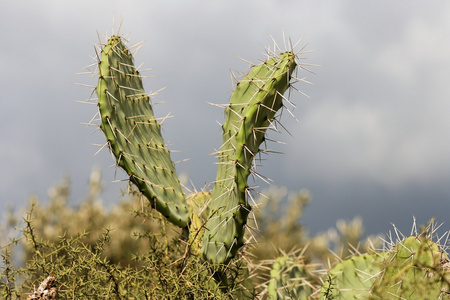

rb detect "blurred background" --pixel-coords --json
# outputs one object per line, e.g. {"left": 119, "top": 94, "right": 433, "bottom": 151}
{"left": 1, "top": 1, "right": 449, "bottom": 238}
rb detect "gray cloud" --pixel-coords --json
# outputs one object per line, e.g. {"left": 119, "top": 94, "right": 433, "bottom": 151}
{"left": 1, "top": 1, "right": 449, "bottom": 238}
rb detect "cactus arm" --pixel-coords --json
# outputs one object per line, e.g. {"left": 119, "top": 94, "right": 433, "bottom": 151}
{"left": 96, "top": 36, "right": 190, "bottom": 228}
{"left": 202, "top": 52, "right": 297, "bottom": 264}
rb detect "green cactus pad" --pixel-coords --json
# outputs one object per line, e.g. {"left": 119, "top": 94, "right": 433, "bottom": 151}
{"left": 321, "top": 236, "right": 450, "bottom": 299}
{"left": 370, "top": 236, "right": 450, "bottom": 299}
{"left": 320, "top": 253, "right": 384, "bottom": 299}
{"left": 202, "top": 52, "right": 297, "bottom": 264}
{"left": 267, "top": 256, "right": 313, "bottom": 300}
{"left": 96, "top": 36, "right": 190, "bottom": 228}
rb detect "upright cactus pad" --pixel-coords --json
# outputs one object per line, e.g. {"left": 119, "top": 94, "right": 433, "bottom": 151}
{"left": 202, "top": 52, "right": 298, "bottom": 264}
{"left": 186, "top": 191, "right": 211, "bottom": 255}
{"left": 95, "top": 36, "right": 190, "bottom": 228}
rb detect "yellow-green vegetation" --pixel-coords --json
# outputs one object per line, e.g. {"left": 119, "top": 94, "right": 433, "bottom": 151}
{"left": 0, "top": 170, "right": 252, "bottom": 299}
{"left": 1, "top": 170, "right": 448, "bottom": 298}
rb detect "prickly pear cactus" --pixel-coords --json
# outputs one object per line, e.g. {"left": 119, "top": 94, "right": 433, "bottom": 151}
{"left": 96, "top": 36, "right": 190, "bottom": 228}
{"left": 370, "top": 236, "right": 450, "bottom": 299}
{"left": 93, "top": 34, "right": 304, "bottom": 268}
{"left": 267, "top": 255, "right": 314, "bottom": 300}
{"left": 320, "top": 235, "right": 450, "bottom": 299}
{"left": 202, "top": 52, "right": 298, "bottom": 264}
{"left": 320, "top": 252, "right": 384, "bottom": 299}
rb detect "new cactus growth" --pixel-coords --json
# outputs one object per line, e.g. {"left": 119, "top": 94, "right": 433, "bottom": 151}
{"left": 96, "top": 36, "right": 191, "bottom": 228}
{"left": 186, "top": 191, "right": 211, "bottom": 255}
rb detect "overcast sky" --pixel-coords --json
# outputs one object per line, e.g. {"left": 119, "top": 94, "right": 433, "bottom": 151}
{"left": 1, "top": 1, "right": 450, "bottom": 238}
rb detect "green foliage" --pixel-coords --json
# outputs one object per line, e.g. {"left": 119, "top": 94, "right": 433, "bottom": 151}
{"left": 0, "top": 174, "right": 250, "bottom": 299}
{"left": 1, "top": 171, "right": 449, "bottom": 299}
{"left": 249, "top": 187, "right": 310, "bottom": 261}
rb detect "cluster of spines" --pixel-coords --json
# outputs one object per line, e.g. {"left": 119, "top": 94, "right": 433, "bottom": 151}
{"left": 95, "top": 36, "right": 191, "bottom": 228}
{"left": 201, "top": 51, "right": 298, "bottom": 264}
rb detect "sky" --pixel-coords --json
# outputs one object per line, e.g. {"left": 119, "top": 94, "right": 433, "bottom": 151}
{"left": 1, "top": 1, "right": 450, "bottom": 239}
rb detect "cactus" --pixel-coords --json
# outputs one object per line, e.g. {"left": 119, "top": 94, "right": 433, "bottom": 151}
{"left": 94, "top": 35, "right": 300, "bottom": 266}
{"left": 320, "top": 252, "right": 384, "bottom": 299}
{"left": 96, "top": 36, "right": 190, "bottom": 228}
{"left": 371, "top": 236, "right": 450, "bottom": 299}
{"left": 202, "top": 52, "right": 297, "bottom": 264}
{"left": 92, "top": 33, "right": 450, "bottom": 299}
{"left": 4, "top": 28, "right": 450, "bottom": 299}
{"left": 320, "top": 234, "right": 450, "bottom": 299}
{"left": 266, "top": 254, "right": 315, "bottom": 299}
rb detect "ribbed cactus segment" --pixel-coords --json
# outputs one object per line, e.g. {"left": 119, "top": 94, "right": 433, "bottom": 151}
{"left": 96, "top": 36, "right": 190, "bottom": 228}
{"left": 202, "top": 52, "right": 297, "bottom": 264}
